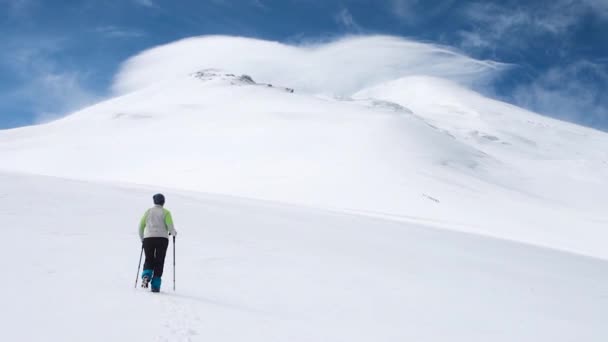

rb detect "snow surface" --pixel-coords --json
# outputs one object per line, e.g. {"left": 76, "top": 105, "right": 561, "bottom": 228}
{"left": 1, "top": 35, "right": 608, "bottom": 340}
{"left": 2, "top": 172, "right": 608, "bottom": 341}
{"left": 1, "top": 69, "right": 607, "bottom": 258}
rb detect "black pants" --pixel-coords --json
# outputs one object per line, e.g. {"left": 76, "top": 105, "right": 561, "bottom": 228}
{"left": 143, "top": 237, "right": 169, "bottom": 278}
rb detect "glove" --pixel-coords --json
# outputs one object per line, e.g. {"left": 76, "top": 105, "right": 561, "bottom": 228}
{"left": 171, "top": 230, "right": 178, "bottom": 237}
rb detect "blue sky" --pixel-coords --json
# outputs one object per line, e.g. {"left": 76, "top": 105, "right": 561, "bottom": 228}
{"left": 0, "top": 0, "right": 606, "bottom": 129}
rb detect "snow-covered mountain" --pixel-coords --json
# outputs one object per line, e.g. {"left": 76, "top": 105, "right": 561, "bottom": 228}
{"left": 1, "top": 35, "right": 608, "bottom": 341}
{"left": 2, "top": 66, "right": 607, "bottom": 257}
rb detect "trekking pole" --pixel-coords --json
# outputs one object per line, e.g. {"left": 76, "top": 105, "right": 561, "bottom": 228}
{"left": 135, "top": 245, "right": 144, "bottom": 288}
{"left": 173, "top": 236, "right": 176, "bottom": 291}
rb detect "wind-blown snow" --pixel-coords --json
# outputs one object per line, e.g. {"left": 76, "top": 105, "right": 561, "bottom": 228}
{"left": 112, "top": 35, "right": 504, "bottom": 96}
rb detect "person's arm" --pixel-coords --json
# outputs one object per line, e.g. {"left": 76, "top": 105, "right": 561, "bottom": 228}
{"left": 164, "top": 208, "right": 177, "bottom": 236}
{"left": 139, "top": 210, "right": 149, "bottom": 241}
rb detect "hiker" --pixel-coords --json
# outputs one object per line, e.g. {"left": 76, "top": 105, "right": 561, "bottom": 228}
{"left": 139, "top": 193, "right": 177, "bottom": 292}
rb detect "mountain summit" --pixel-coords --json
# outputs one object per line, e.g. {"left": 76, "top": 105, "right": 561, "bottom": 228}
{"left": 191, "top": 69, "right": 294, "bottom": 93}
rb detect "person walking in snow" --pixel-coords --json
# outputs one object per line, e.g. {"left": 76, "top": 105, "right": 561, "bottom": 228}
{"left": 139, "top": 193, "right": 177, "bottom": 292}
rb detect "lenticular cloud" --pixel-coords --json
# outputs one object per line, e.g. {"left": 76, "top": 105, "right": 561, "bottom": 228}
{"left": 111, "top": 35, "right": 504, "bottom": 96}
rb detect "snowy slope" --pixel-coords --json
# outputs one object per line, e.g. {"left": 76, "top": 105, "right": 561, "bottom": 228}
{"left": 1, "top": 69, "right": 608, "bottom": 258}
{"left": 2, "top": 172, "right": 608, "bottom": 342}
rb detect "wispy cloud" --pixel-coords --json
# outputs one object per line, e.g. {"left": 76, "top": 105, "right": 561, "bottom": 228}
{"left": 133, "top": 0, "right": 157, "bottom": 8}
{"left": 390, "top": 0, "right": 419, "bottom": 21}
{"left": 389, "top": 0, "right": 456, "bottom": 23}
{"left": 0, "top": 36, "right": 99, "bottom": 123}
{"left": 251, "top": 0, "right": 267, "bottom": 9}
{"left": 94, "top": 26, "right": 145, "bottom": 39}
{"left": 335, "top": 8, "right": 361, "bottom": 31}
{"left": 453, "top": 1, "right": 608, "bottom": 128}
{"left": 458, "top": 1, "right": 604, "bottom": 50}
{"left": 583, "top": 0, "right": 608, "bottom": 16}
{"left": 28, "top": 71, "right": 99, "bottom": 123}
{"left": 512, "top": 60, "right": 608, "bottom": 128}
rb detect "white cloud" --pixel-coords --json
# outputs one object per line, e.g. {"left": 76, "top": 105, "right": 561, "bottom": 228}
{"left": 29, "top": 71, "right": 99, "bottom": 123}
{"left": 112, "top": 35, "right": 505, "bottom": 96}
{"left": 512, "top": 60, "right": 608, "bottom": 128}
{"left": 94, "top": 26, "right": 145, "bottom": 39}
{"left": 459, "top": 1, "right": 604, "bottom": 50}
{"left": 335, "top": 8, "right": 360, "bottom": 31}
{"left": 1, "top": 69, "right": 99, "bottom": 124}
{"left": 0, "top": 38, "right": 99, "bottom": 123}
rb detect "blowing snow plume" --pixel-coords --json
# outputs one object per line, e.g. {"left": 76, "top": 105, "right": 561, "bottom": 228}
{"left": 112, "top": 35, "right": 505, "bottom": 96}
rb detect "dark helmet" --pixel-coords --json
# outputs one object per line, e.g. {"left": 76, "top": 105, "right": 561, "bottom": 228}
{"left": 153, "top": 193, "right": 165, "bottom": 206}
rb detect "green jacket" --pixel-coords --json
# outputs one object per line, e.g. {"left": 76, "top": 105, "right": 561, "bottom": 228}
{"left": 139, "top": 205, "right": 176, "bottom": 240}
